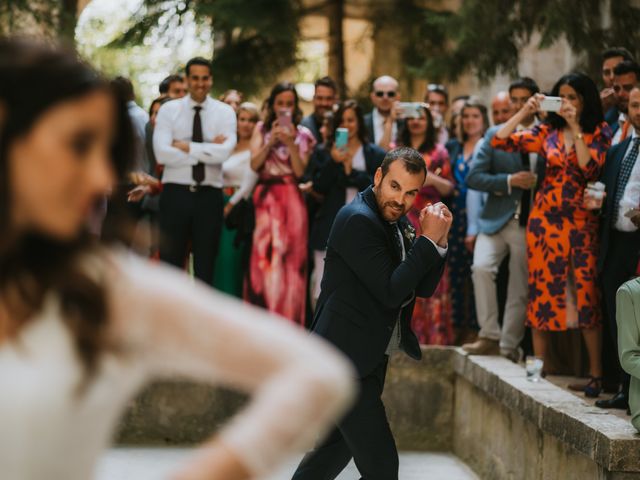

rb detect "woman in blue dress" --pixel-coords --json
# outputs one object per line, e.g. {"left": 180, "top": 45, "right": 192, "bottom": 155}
{"left": 445, "top": 97, "right": 489, "bottom": 340}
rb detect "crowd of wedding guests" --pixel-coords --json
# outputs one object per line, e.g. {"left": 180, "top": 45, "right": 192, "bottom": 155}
{"left": 115, "top": 48, "right": 640, "bottom": 419}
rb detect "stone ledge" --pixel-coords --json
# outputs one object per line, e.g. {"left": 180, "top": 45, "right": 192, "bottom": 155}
{"left": 453, "top": 349, "right": 640, "bottom": 474}
{"left": 116, "top": 347, "right": 640, "bottom": 478}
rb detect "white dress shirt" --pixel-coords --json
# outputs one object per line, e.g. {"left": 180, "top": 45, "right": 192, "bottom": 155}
{"left": 614, "top": 129, "right": 640, "bottom": 232}
{"left": 222, "top": 149, "right": 259, "bottom": 205}
{"left": 372, "top": 108, "right": 397, "bottom": 144}
{"left": 127, "top": 101, "right": 150, "bottom": 172}
{"left": 153, "top": 95, "right": 237, "bottom": 187}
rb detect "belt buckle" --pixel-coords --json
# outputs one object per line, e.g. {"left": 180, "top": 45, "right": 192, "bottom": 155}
{"left": 189, "top": 184, "right": 198, "bottom": 193}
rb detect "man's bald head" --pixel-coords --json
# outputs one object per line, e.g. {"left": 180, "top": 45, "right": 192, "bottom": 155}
{"left": 491, "top": 91, "right": 513, "bottom": 125}
{"left": 371, "top": 75, "right": 400, "bottom": 114}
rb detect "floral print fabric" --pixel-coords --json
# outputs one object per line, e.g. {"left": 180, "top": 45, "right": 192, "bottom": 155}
{"left": 491, "top": 122, "right": 612, "bottom": 330}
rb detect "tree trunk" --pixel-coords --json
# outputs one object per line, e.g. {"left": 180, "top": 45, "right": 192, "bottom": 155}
{"left": 58, "top": 0, "right": 78, "bottom": 46}
{"left": 327, "top": 0, "right": 346, "bottom": 99}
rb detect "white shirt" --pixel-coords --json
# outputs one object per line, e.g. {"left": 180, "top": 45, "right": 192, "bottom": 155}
{"left": 222, "top": 149, "right": 259, "bottom": 205}
{"left": 0, "top": 251, "right": 354, "bottom": 480}
{"left": 614, "top": 129, "right": 640, "bottom": 232}
{"left": 153, "top": 95, "right": 237, "bottom": 187}
{"left": 345, "top": 146, "right": 366, "bottom": 204}
{"left": 127, "top": 101, "right": 150, "bottom": 172}
{"left": 372, "top": 108, "right": 397, "bottom": 145}
{"left": 612, "top": 112, "right": 629, "bottom": 146}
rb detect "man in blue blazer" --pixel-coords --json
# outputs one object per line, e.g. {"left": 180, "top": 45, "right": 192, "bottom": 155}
{"left": 293, "top": 147, "right": 451, "bottom": 480}
{"left": 595, "top": 86, "right": 640, "bottom": 411}
{"left": 463, "top": 78, "right": 542, "bottom": 361}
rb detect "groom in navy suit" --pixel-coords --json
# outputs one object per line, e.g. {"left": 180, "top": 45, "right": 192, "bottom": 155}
{"left": 293, "top": 147, "right": 452, "bottom": 480}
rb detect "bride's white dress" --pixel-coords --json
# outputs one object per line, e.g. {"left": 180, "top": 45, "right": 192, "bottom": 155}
{"left": 0, "top": 251, "right": 354, "bottom": 480}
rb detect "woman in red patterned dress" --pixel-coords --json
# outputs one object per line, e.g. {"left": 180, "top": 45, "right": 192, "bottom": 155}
{"left": 396, "top": 104, "right": 455, "bottom": 344}
{"left": 247, "top": 82, "right": 316, "bottom": 325}
{"left": 492, "top": 73, "right": 612, "bottom": 396}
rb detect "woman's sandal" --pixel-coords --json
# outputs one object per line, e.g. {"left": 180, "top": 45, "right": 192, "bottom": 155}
{"left": 584, "top": 376, "right": 603, "bottom": 398}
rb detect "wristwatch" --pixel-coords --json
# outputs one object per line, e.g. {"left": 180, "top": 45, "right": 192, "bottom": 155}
{"left": 575, "top": 132, "right": 584, "bottom": 141}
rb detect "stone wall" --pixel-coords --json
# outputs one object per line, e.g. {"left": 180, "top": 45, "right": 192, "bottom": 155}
{"left": 116, "top": 348, "right": 640, "bottom": 479}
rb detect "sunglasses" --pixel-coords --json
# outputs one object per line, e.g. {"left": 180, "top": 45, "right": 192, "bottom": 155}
{"left": 375, "top": 91, "right": 397, "bottom": 98}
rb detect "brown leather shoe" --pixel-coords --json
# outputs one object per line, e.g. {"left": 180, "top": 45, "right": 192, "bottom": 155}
{"left": 462, "top": 338, "right": 500, "bottom": 355}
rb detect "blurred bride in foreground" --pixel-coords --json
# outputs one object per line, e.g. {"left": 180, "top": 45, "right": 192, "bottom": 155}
{"left": 0, "top": 38, "right": 355, "bottom": 480}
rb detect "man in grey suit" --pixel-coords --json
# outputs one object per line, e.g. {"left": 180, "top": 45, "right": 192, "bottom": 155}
{"left": 462, "top": 78, "right": 541, "bottom": 361}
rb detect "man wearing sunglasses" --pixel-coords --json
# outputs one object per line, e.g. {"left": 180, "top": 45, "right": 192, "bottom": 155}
{"left": 364, "top": 75, "right": 404, "bottom": 151}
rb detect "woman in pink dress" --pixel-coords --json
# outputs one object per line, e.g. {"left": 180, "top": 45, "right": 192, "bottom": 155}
{"left": 247, "top": 82, "right": 316, "bottom": 325}
{"left": 396, "top": 104, "right": 455, "bottom": 344}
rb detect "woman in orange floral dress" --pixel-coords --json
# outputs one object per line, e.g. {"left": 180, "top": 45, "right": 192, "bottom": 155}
{"left": 492, "top": 73, "right": 612, "bottom": 397}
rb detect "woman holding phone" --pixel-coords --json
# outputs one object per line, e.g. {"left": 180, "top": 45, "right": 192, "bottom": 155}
{"left": 396, "top": 104, "right": 455, "bottom": 344}
{"left": 308, "top": 100, "right": 386, "bottom": 308}
{"left": 0, "top": 39, "right": 354, "bottom": 480}
{"left": 248, "top": 82, "right": 316, "bottom": 325}
{"left": 492, "top": 72, "right": 612, "bottom": 396}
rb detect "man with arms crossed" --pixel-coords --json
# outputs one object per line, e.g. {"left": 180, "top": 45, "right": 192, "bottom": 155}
{"left": 153, "top": 57, "right": 236, "bottom": 284}
{"left": 292, "top": 147, "right": 451, "bottom": 480}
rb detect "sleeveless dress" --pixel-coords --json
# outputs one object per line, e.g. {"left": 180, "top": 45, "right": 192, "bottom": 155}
{"left": 244, "top": 122, "right": 316, "bottom": 326}
{"left": 448, "top": 146, "right": 477, "bottom": 330}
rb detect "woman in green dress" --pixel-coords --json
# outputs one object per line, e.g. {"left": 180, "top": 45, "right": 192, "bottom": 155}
{"left": 213, "top": 102, "right": 259, "bottom": 296}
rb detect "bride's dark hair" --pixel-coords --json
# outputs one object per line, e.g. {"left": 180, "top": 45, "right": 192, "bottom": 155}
{"left": 0, "top": 38, "right": 134, "bottom": 376}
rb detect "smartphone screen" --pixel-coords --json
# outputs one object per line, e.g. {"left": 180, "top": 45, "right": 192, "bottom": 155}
{"left": 540, "top": 96, "right": 562, "bottom": 112}
{"left": 335, "top": 128, "right": 348, "bottom": 148}
{"left": 277, "top": 110, "right": 292, "bottom": 129}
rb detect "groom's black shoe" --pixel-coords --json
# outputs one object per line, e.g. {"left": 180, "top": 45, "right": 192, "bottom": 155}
{"left": 595, "top": 392, "right": 629, "bottom": 410}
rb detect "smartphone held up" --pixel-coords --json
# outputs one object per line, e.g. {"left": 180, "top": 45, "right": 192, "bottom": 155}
{"left": 335, "top": 128, "right": 349, "bottom": 149}
{"left": 539, "top": 96, "right": 562, "bottom": 112}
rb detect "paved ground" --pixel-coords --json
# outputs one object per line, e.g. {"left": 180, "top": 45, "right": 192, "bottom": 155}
{"left": 97, "top": 448, "right": 479, "bottom": 479}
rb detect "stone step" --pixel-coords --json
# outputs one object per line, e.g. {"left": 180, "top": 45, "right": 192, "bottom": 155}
{"left": 97, "top": 448, "right": 479, "bottom": 480}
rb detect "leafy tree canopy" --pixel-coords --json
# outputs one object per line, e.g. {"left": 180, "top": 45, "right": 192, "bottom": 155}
{"left": 110, "top": 0, "right": 301, "bottom": 95}
{"left": 400, "top": 0, "right": 640, "bottom": 85}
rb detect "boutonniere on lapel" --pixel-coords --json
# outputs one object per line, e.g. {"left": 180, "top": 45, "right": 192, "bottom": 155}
{"left": 403, "top": 224, "right": 416, "bottom": 243}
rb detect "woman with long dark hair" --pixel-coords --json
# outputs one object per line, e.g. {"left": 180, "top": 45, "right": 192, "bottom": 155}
{"left": 396, "top": 105, "right": 455, "bottom": 344}
{"left": 0, "top": 39, "right": 353, "bottom": 480}
{"left": 247, "top": 82, "right": 316, "bottom": 325}
{"left": 309, "top": 100, "right": 385, "bottom": 308}
{"left": 492, "top": 72, "right": 612, "bottom": 396}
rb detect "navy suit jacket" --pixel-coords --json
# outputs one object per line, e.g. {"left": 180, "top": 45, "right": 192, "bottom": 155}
{"left": 598, "top": 136, "right": 634, "bottom": 272}
{"left": 311, "top": 186, "right": 446, "bottom": 378}
{"left": 309, "top": 143, "right": 385, "bottom": 250}
{"left": 605, "top": 106, "right": 620, "bottom": 130}
{"left": 300, "top": 114, "right": 323, "bottom": 144}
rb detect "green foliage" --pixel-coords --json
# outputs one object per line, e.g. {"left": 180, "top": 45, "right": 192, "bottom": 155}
{"left": 109, "top": 0, "right": 301, "bottom": 96}
{"left": 0, "top": 0, "right": 76, "bottom": 42}
{"left": 407, "top": 0, "right": 640, "bottom": 85}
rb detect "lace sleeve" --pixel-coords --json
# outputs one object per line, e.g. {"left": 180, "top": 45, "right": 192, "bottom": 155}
{"left": 107, "top": 252, "right": 356, "bottom": 477}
